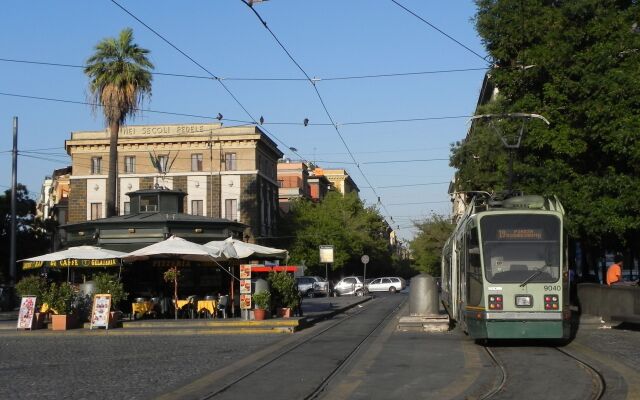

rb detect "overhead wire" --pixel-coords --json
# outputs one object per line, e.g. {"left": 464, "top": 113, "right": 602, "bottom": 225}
{"left": 239, "top": 0, "right": 401, "bottom": 229}
{"left": 0, "top": 57, "right": 489, "bottom": 82}
{"left": 389, "top": 0, "right": 490, "bottom": 63}
{"left": 108, "top": 0, "right": 309, "bottom": 163}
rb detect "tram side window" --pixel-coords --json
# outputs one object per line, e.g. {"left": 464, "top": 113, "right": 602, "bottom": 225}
{"left": 466, "top": 227, "right": 483, "bottom": 306}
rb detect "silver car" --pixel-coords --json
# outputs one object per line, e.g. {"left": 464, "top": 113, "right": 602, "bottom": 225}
{"left": 332, "top": 276, "right": 365, "bottom": 296}
{"left": 366, "top": 277, "right": 406, "bottom": 293}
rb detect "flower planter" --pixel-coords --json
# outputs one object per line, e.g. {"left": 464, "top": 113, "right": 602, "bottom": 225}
{"left": 254, "top": 308, "right": 268, "bottom": 321}
{"left": 277, "top": 307, "right": 293, "bottom": 318}
{"left": 109, "top": 311, "right": 123, "bottom": 329}
{"left": 51, "top": 314, "right": 77, "bottom": 331}
{"left": 34, "top": 312, "right": 48, "bottom": 329}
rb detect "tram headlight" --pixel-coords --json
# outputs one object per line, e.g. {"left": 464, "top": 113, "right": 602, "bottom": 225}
{"left": 515, "top": 295, "right": 533, "bottom": 307}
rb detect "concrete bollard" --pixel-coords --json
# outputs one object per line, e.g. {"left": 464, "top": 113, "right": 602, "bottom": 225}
{"left": 409, "top": 274, "right": 439, "bottom": 316}
{"left": 399, "top": 274, "right": 449, "bottom": 332}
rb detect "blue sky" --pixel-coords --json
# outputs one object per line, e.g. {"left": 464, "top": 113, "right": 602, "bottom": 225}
{"left": 0, "top": 1, "right": 488, "bottom": 242}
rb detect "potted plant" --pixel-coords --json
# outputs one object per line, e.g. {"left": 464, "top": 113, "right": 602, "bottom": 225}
{"left": 43, "top": 282, "right": 79, "bottom": 330}
{"left": 268, "top": 271, "right": 299, "bottom": 318}
{"left": 252, "top": 290, "right": 271, "bottom": 321}
{"left": 93, "top": 272, "right": 128, "bottom": 328}
{"left": 163, "top": 267, "right": 181, "bottom": 320}
{"left": 15, "top": 276, "right": 48, "bottom": 328}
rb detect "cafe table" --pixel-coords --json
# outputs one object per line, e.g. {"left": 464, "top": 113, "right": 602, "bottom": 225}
{"left": 131, "top": 301, "right": 154, "bottom": 319}
{"left": 197, "top": 299, "right": 217, "bottom": 318}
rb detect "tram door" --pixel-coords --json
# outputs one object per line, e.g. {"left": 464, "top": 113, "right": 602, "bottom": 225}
{"left": 456, "top": 232, "right": 466, "bottom": 326}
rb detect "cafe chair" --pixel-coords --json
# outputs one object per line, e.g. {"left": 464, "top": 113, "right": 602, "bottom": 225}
{"left": 217, "top": 295, "right": 229, "bottom": 319}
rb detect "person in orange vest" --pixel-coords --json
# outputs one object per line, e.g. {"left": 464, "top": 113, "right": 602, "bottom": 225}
{"left": 606, "top": 255, "right": 638, "bottom": 286}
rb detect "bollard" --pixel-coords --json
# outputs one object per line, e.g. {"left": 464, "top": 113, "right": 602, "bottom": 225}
{"left": 409, "top": 274, "right": 439, "bottom": 316}
{"left": 399, "top": 274, "right": 449, "bottom": 332}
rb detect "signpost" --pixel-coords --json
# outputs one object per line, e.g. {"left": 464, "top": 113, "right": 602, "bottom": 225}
{"left": 319, "top": 245, "right": 334, "bottom": 282}
{"left": 239, "top": 265, "right": 252, "bottom": 319}
{"left": 361, "top": 255, "right": 369, "bottom": 294}
{"left": 90, "top": 294, "right": 112, "bottom": 330}
{"left": 16, "top": 296, "right": 36, "bottom": 330}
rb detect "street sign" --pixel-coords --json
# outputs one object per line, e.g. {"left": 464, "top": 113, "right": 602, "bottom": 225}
{"left": 361, "top": 255, "right": 369, "bottom": 264}
{"left": 319, "top": 245, "right": 334, "bottom": 263}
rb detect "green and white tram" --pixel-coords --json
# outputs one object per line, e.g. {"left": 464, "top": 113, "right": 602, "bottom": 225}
{"left": 441, "top": 193, "right": 570, "bottom": 340}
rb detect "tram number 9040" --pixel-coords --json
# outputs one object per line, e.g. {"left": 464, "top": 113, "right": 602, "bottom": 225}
{"left": 544, "top": 285, "right": 562, "bottom": 291}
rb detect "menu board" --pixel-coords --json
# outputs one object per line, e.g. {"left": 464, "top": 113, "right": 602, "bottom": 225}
{"left": 240, "top": 265, "right": 252, "bottom": 279}
{"left": 90, "top": 294, "right": 112, "bottom": 330}
{"left": 240, "top": 279, "right": 251, "bottom": 294}
{"left": 240, "top": 294, "right": 252, "bottom": 310}
{"left": 17, "top": 296, "right": 37, "bottom": 330}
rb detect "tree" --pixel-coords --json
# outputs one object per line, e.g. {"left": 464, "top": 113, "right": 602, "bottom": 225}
{"left": 85, "top": 28, "right": 153, "bottom": 217}
{"left": 281, "top": 192, "right": 395, "bottom": 277}
{"left": 453, "top": 1, "right": 640, "bottom": 259}
{"left": 0, "top": 184, "right": 50, "bottom": 283}
{"left": 409, "top": 214, "right": 455, "bottom": 276}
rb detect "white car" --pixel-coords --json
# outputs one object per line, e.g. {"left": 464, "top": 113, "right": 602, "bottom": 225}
{"left": 332, "top": 276, "right": 365, "bottom": 296}
{"left": 366, "top": 277, "right": 406, "bottom": 293}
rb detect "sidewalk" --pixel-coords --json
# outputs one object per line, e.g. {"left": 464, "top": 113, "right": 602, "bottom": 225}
{"left": 0, "top": 295, "right": 370, "bottom": 334}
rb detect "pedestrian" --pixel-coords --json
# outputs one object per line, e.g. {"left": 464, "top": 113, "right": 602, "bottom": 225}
{"left": 606, "top": 255, "right": 638, "bottom": 286}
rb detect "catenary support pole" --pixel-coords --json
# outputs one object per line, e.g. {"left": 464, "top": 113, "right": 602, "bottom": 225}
{"left": 10, "top": 117, "right": 18, "bottom": 287}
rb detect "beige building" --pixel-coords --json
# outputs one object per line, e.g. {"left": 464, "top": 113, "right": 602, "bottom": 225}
{"left": 64, "top": 123, "right": 282, "bottom": 241}
{"left": 312, "top": 167, "right": 359, "bottom": 196}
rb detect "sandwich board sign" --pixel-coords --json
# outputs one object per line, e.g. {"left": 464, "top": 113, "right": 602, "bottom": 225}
{"left": 17, "top": 296, "right": 37, "bottom": 330}
{"left": 90, "top": 294, "right": 112, "bottom": 330}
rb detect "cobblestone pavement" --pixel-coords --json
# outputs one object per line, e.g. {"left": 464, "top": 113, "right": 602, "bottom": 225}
{"left": 0, "top": 333, "right": 283, "bottom": 399}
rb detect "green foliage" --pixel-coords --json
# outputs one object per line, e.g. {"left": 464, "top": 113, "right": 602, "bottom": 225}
{"left": 453, "top": 1, "right": 640, "bottom": 251}
{"left": 85, "top": 28, "right": 153, "bottom": 217}
{"left": 281, "top": 192, "right": 394, "bottom": 276}
{"left": 409, "top": 214, "right": 455, "bottom": 276}
{"left": 268, "top": 271, "right": 299, "bottom": 309}
{"left": 43, "top": 282, "right": 78, "bottom": 315}
{"left": 15, "top": 276, "right": 48, "bottom": 308}
{"left": 252, "top": 290, "right": 271, "bottom": 310}
{"left": 163, "top": 267, "right": 180, "bottom": 283}
{"left": 93, "top": 272, "right": 128, "bottom": 311}
{"left": 0, "top": 184, "right": 50, "bottom": 283}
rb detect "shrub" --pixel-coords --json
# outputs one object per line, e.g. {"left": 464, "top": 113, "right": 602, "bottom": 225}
{"left": 253, "top": 290, "right": 271, "bottom": 310}
{"left": 43, "top": 282, "right": 78, "bottom": 315}
{"left": 268, "top": 271, "right": 299, "bottom": 309}
{"left": 15, "top": 276, "right": 48, "bottom": 308}
{"left": 93, "top": 272, "right": 128, "bottom": 311}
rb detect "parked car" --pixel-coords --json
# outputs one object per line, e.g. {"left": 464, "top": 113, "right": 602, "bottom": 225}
{"left": 296, "top": 276, "right": 330, "bottom": 297}
{"left": 332, "top": 276, "right": 365, "bottom": 296}
{"left": 366, "top": 277, "right": 406, "bottom": 293}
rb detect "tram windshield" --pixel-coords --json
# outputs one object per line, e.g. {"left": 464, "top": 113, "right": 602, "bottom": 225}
{"left": 480, "top": 214, "right": 561, "bottom": 284}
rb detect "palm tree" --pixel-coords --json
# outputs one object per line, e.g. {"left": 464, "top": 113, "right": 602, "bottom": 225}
{"left": 85, "top": 28, "right": 153, "bottom": 217}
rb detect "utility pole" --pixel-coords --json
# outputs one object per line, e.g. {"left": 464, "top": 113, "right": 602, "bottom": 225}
{"left": 10, "top": 117, "right": 18, "bottom": 287}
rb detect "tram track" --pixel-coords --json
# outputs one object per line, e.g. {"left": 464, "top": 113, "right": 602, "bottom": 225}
{"left": 479, "top": 344, "right": 605, "bottom": 400}
{"left": 196, "top": 295, "right": 405, "bottom": 400}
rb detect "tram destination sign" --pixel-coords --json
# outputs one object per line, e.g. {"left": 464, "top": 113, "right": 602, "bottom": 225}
{"left": 497, "top": 229, "right": 543, "bottom": 240}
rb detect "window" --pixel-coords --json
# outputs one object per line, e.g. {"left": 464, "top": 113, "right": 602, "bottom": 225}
{"left": 191, "top": 154, "right": 203, "bottom": 172}
{"left": 225, "top": 198, "right": 237, "bottom": 221}
{"left": 123, "top": 202, "right": 131, "bottom": 215}
{"left": 191, "top": 200, "right": 204, "bottom": 216}
{"left": 225, "top": 152, "right": 237, "bottom": 171}
{"left": 157, "top": 155, "right": 169, "bottom": 173}
{"left": 91, "top": 157, "right": 102, "bottom": 174}
{"left": 124, "top": 156, "right": 136, "bottom": 173}
{"left": 140, "top": 195, "right": 158, "bottom": 212}
{"left": 90, "top": 203, "right": 102, "bottom": 220}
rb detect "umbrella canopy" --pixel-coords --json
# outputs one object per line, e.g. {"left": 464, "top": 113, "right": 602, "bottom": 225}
{"left": 204, "top": 237, "right": 288, "bottom": 260}
{"left": 122, "top": 236, "right": 223, "bottom": 262}
{"left": 20, "top": 246, "right": 127, "bottom": 270}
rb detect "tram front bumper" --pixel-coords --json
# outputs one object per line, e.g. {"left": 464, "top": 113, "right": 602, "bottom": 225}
{"left": 467, "top": 311, "right": 569, "bottom": 339}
